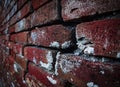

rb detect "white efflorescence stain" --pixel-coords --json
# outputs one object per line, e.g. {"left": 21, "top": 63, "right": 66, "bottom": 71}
{"left": 55, "top": 52, "right": 60, "bottom": 75}
{"left": 75, "top": 37, "right": 94, "bottom": 55}
{"left": 59, "top": 56, "right": 81, "bottom": 73}
{"left": 87, "top": 82, "right": 99, "bottom": 87}
{"left": 61, "top": 41, "right": 71, "bottom": 49}
{"left": 40, "top": 51, "right": 53, "bottom": 70}
{"left": 84, "top": 46, "right": 94, "bottom": 54}
{"left": 33, "top": 57, "right": 37, "bottom": 64}
{"left": 47, "top": 76, "right": 57, "bottom": 85}
{"left": 50, "top": 41, "right": 60, "bottom": 48}
{"left": 16, "top": 19, "right": 26, "bottom": 32}
{"left": 31, "top": 32, "right": 37, "bottom": 43}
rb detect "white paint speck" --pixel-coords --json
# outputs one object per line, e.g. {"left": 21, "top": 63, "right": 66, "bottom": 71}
{"left": 7, "top": 72, "right": 9, "bottom": 75}
{"left": 71, "top": 78, "right": 73, "bottom": 82}
{"left": 47, "top": 76, "right": 57, "bottom": 85}
{"left": 17, "top": 54, "right": 24, "bottom": 58}
{"left": 61, "top": 41, "right": 71, "bottom": 49}
{"left": 87, "top": 82, "right": 99, "bottom": 87}
{"left": 11, "top": 82, "right": 15, "bottom": 87}
{"left": 104, "top": 38, "right": 109, "bottom": 49}
{"left": 23, "top": 80, "right": 26, "bottom": 84}
{"left": 117, "top": 52, "right": 120, "bottom": 58}
{"left": 100, "top": 71, "right": 105, "bottom": 75}
{"left": 50, "top": 41, "right": 60, "bottom": 48}
{"left": 33, "top": 57, "right": 37, "bottom": 64}
{"left": 13, "top": 64, "right": 18, "bottom": 72}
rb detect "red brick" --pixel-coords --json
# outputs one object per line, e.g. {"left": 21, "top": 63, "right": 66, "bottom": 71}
{"left": 9, "top": 3, "right": 17, "bottom": 19}
{"left": 62, "top": 0, "right": 120, "bottom": 21}
{"left": 8, "top": 25, "right": 15, "bottom": 33}
{"left": 15, "top": 17, "right": 31, "bottom": 32}
{"left": 6, "top": 41, "right": 14, "bottom": 50}
{"left": 30, "top": 0, "right": 59, "bottom": 27}
{"left": 10, "top": 32, "right": 28, "bottom": 44}
{"left": 15, "top": 54, "right": 27, "bottom": 71}
{"left": 28, "top": 25, "right": 74, "bottom": 49}
{"left": 24, "top": 46, "right": 57, "bottom": 70}
{"left": 12, "top": 70, "right": 27, "bottom": 87}
{"left": 28, "top": 63, "right": 62, "bottom": 87}
{"left": 76, "top": 19, "right": 120, "bottom": 58}
{"left": 25, "top": 75, "right": 47, "bottom": 87}
{"left": 56, "top": 54, "right": 120, "bottom": 87}
{"left": 0, "top": 35, "right": 9, "bottom": 41}
{"left": 9, "top": 13, "right": 17, "bottom": 26}
{"left": 7, "top": 56, "right": 15, "bottom": 74}
{"left": 31, "top": 0, "right": 50, "bottom": 10}
{"left": 17, "top": 0, "right": 28, "bottom": 9}
{"left": 13, "top": 43, "right": 23, "bottom": 55}
{"left": 19, "top": 1, "right": 31, "bottom": 20}
{"left": 12, "top": 1, "right": 31, "bottom": 23}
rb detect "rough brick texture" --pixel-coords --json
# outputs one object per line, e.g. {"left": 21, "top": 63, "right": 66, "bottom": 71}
{"left": 28, "top": 25, "right": 74, "bottom": 49}
{"left": 0, "top": 0, "right": 120, "bottom": 87}
{"left": 76, "top": 19, "right": 120, "bottom": 58}
{"left": 62, "top": 0, "right": 120, "bottom": 21}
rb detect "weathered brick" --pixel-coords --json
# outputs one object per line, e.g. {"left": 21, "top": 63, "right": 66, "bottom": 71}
{"left": 13, "top": 43, "right": 23, "bottom": 56}
{"left": 25, "top": 75, "right": 47, "bottom": 87}
{"left": 9, "top": 3, "right": 17, "bottom": 19}
{"left": 8, "top": 25, "right": 15, "bottom": 33}
{"left": 19, "top": 1, "right": 32, "bottom": 20}
{"left": 24, "top": 46, "right": 57, "bottom": 70}
{"left": 6, "top": 41, "right": 14, "bottom": 49}
{"left": 62, "top": 0, "right": 120, "bottom": 21}
{"left": 15, "top": 54, "right": 27, "bottom": 71}
{"left": 17, "top": 0, "right": 28, "bottom": 10}
{"left": 12, "top": 68, "right": 27, "bottom": 87}
{"left": 15, "top": 17, "right": 31, "bottom": 32}
{"left": 28, "top": 25, "right": 74, "bottom": 49}
{"left": 10, "top": 32, "right": 28, "bottom": 44}
{"left": 31, "top": 0, "right": 50, "bottom": 10}
{"left": 12, "top": 1, "right": 31, "bottom": 23}
{"left": 56, "top": 54, "right": 120, "bottom": 87}
{"left": 76, "top": 19, "right": 120, "bottom": 58}
{"left": 28, "top": 63, "right": 62, "bottom": 87}
{"left": 30, "top": 0, "right": 60, "bottom": 27}
{"left": 9, "top": 13, "right": 17, "bottom": 26}
{"left": 7, "top": 56, "right": 15, "bottom": 74}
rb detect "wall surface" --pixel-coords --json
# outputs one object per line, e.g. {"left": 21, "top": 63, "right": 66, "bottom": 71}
{"left": 0, "top": 0, "right": 120, "bottom": 87}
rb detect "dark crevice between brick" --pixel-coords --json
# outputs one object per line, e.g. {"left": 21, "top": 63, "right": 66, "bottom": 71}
{"left": 62, "top": 80, "right": 77, "bottom": 87}
{"left": 5, "top": 0, "right": 29, "bottom": 25}
{"left": 57, "top": 0, "right": 63, "bottom": 22}
{"left": 31, "top": 0, "right": 52, "bottom": 11}
{"left": 23, "top": 60, "right": 30, "bottom": 80}
{"left": 8, "top": 1, "right": 34, "bottom": 28}
{"left": 27, "top": 6, "right": 120, "bottom": 29}
{"left": 63, "top": 9, "right": 120, "bottom": 24}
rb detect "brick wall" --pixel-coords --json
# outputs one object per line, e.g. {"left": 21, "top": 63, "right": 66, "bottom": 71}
{"left": 0, "top": 0, "right": 120, "bottom": 87}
